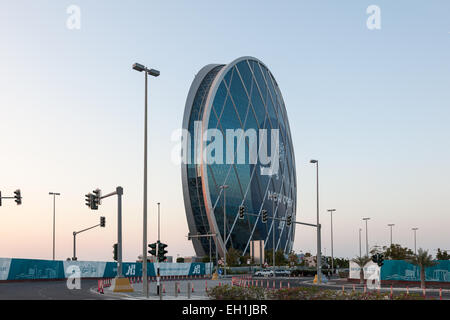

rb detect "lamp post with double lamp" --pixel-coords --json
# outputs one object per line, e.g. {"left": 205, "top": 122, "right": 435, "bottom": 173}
{"left": 220, "top": 185, "right": 229, "bottom": 277}
{"left": 362, "top": 218, "right": 370, "bottom": 256}
{"left": 310, "top": 159, "right": 322, "bottom": 283}
{"left": 412, "top": 228, "right": 419, "bottom": 255}
{"left": 388, "top": 224, "right": 395, "bottom": 246}
{"left": 49, "top": 192, "right": 61, "bottom": 260}
{"left": 327, "top": 209, "right": 336, "bottom": 274}
{"left": 132, "top": 62, "right": 160, "bottom": 298}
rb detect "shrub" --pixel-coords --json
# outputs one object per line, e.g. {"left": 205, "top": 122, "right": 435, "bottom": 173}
{"left": 207, "top": 284, "right": 427, "bottom": 300}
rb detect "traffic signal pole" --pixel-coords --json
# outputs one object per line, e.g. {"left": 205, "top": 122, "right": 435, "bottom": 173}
{"left": 72, "top": 217, "right": 105, "bottom": 260}
{"left": 242, "top": 210, "right": 320, "bottom": 277}
{"left": 157, "top": 202, "right": 161, "bottom": 299}
{"left": 187, "top": 233, "right": 217, "bottom": 275}
{"left": 93, "top": 186, "right": 124, "bottom": 277}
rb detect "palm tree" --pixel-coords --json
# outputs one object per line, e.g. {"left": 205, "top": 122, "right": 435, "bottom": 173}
{"left": 407, "top": 248, "right": 437, "bottom": 289}
{"left": 351, "top": 255, "right": 371, "bottom": 284}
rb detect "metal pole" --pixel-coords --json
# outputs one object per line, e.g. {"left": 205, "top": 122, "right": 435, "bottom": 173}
{"left": 412, "top": 228, "right": 418, "bottom": 254}
{"left": 272, "top": 195, "right": 276, "bottom": 274}
{"left": 331, "top": 211, "right": 334, "bottom": 273}
{"left": 414, "top": 231, "right": 416, "bottom": 254}
{"left": 391, "top": 226, "right": 392, "bottom": 247}
{"left": 359, "top": 228, "right": 362, "bottom": 258}
{"left": 53, "top": 194, "right": 56, "bottom": 260}
{"left": 209, "top": 235, "right": 212, "bottom": 276}
{"left": 363, "top": 218, "right": 370, "bottom": 256}
{"left": 158, "top": 202, "right": 160, "bottom": 242}
{"left": 366, "top": 220, "right": 369, "bottom": 255}
{"left": 313, "top": 161, "right": 321, "bottom": 284}
{"left": 49, "top": 192, "right": 60, "bottom": 261}
{"left": 157, "top": 202, "right": 161, "bottom": 298}
{"left": 117, "top": 186, "right": 123, "bottom": 277}
{"left": 327, "top": 209, "right": 336, "bottom": 274}
{"left": 73, "top": 232, "right": 76, "bottom": 260}
{"left": 142, "top": 70, "right": 148, "bottom": 297}
{"left": 388, "top": 224, "right": 394, "bottom": 246}
{"left": 224, "top": 187, "right": 226, "bottom": 277}
{"left": 215, "top": 234, "right": 218, "bottom": 274}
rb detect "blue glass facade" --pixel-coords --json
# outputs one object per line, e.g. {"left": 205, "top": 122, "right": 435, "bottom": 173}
{"left": 182, "top": 57, "right": 297, "bottom": 258}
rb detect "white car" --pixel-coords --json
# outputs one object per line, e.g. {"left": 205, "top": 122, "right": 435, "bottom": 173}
{"left": 254, "top": 269, "right": 274, "bottom": 277}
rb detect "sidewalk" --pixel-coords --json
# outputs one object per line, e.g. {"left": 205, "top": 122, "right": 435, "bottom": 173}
{"left": 93, "top": 278, "right": 232, "bottom": 300}
{"left": 305, "top": 278, "right": 450, "bottom": 293}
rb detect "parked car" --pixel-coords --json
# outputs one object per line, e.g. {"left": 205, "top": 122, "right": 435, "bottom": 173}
{"left": 274, "top": 270, "right": 291, "bottom": 277}
{"left": 254, "top": 269, "right": 274, "bottom": 277}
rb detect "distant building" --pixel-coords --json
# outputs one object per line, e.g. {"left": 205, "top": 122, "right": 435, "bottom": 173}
{"left": 183, "top": 256, "right": 202, "bottom": 263}
{"left": 304, "top": 256, "right": 316, "bottom": 267}
{"left": 182, "top": 57, "right": 297, "bottom": 259}
{"left": 136, "top": 255, "right": 158, "bottom": 263}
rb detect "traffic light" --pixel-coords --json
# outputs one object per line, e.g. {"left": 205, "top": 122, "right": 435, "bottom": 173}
{"left": 14, "top": 189, "right": 21, "bottom": 205}
{"left": 238, "top": 205, "right": 245, "bottom": 219}
{"left": 371, "top": 253, "right": 384, "bottom": 267}
{"left": 158, "top": 242, "right": 168, "bottom": 262}
{"left": 287, "top": 215, "right": 292, "bottom": 226}
{"left": 148, "top": 242, "right": 157, "bottom": 256}
{"left": 113, "top": 243, "right": 118, "bottom": 261}
{"left": 85, "top": 193, "right": 93, "bottom": 209}
{"left": 100, "top": 216, "right": 105, "bottom": 227}
{"left": 262, "top": 209, "right": 268, "bottom": 223}
{"left": 93, "top": 189, "right": 101, "bottom": 208}
{"left": 377, "top": 253, "right": 384, "bottom": 267}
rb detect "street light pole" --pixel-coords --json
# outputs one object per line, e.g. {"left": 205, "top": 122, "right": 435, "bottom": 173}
{"left": 388, "top": 224, "right": 395, "bottom": 246}
{"left": 359, "top": 228, "right": 362, "bottom": 258}
{"left": 272, "top": 193, "right": 278, "bottom": 274}
{"left": 327, "top": 209, "right": 336, "bottom": 274}
{"left": 49, "top": 192, "right": 60, "bottom": 260}
{"left": 158, "top": 202, "right": 160, "bottom": 242}
{"left": 133, "top": 62, "right": 159, "bottom": 298}
{"left": 412, "top": 228, "right": 418, "bottom": 254}
{"left": 310, "top": 159, "right": 321, "bottom": 283}
{"left": 220, "top": 185, "right": 229, "bottom": 277}
{"left": 362, "top": 218, "right": 370, "bottom": 256}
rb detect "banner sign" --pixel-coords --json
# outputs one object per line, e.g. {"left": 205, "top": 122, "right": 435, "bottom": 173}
{"left": 349, "top": 261, "right": 379, "bottom": 280}
{"left": 349, "top": 259, "right": 450, "bottom": 282}
{"left": 380, "top": 260, "right": 450, "bottom": 282}
{"left": 0, "top": 257, "right": 211, "bottom": 281}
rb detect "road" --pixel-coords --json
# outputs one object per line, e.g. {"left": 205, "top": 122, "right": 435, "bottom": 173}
{"left": 1, "top": 276, "right": 448, "bottom": 300}
{"left": 0, "top": 279, "right": 110, "bottom": 300}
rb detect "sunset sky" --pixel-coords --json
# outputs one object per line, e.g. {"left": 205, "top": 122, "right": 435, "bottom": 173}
{"left": 0, "top": 1, "right": 449, "bottom": 262}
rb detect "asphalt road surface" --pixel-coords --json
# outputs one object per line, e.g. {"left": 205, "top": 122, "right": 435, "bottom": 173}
{"left": 0, "top": 279, "right": 110, "bottom": 300}
{"left": 1, "top": 277, "right": 448, "bottom": 300}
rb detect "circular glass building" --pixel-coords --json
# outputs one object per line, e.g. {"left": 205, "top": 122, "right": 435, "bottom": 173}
{"left": 182, "top": 56, "right": 297, "bottom": 259}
